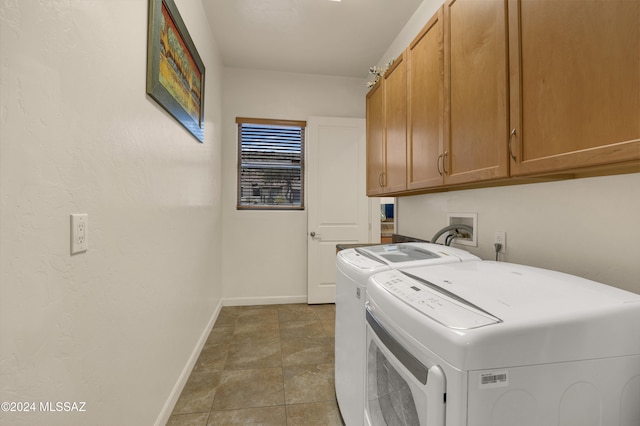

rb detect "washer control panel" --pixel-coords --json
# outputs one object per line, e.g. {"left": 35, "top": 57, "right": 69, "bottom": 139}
{"left": 340, "top": 249, "right": 385, "bottom": 269}
{"left": 372, "top": 270, "right": 500, "bottom": 330}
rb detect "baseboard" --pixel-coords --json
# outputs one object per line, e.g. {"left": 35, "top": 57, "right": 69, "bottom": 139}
{"left": 154, "top": 300, "right": 223, "bottom": 426}
{"left": 222, "top": 295, "right": 308, "bottom": 306}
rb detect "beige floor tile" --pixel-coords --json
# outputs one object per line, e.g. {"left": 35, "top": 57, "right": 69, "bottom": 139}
{"left": 207, "top": 406, "right": 287, "bottom": 425}
{"left": 237, "top": 306, "right": 280, "bottom": 324}
{"left": 167, "top": 412, "right": 210, "bottom": 426}
{"left": 172, "top": 371, "right": 220, "bottom": 415}
{"left": 205, "top": 325, "right": 234, "bottom": 346}
{"left": 283, "top": 363, "right": 335, "bottom": 405}
{"left": 212, "top": 368, "right": 285, "bottom": 411}
{"left": 225, "top": 338, "right": 282, "bottom": 370}
{"left": 232, "top": 320, "right": 280, "bottom": 342}
{"left": 172, "top": 303, "right": 340, "bottom": 424}
{"left": 311, "top": 304, "right": 337, "bottom": 321}
{"left": 286, "top": 400, "right": 345, "bottom": 426}
{"left": 215, "top": 308, "right": 240, "bottom": 326}
{"left": 281, "top": 337, "right": 334, "bottom": 366}
{"left": 279, "top": 320, "right": 327, "bottom": 339}
{"left": 192, "top": 343, "right": 229, "bottom": 373}
{"left": 277, "top": 304, "right": 319, "bottom": 322}
{"left": 321, "top": 319, "right": 336, "bottom": 338}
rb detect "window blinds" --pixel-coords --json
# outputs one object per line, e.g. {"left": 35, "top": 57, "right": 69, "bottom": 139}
{"left": 237, "top": 120, "right": 305, "bottom": 209}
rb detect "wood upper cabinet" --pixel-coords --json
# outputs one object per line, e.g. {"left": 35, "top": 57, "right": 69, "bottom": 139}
{"left": 367, "top": 0, "right": 639, "bottom": 197}
{"left": 366, "top": 53, "right": 407, "bottom": 195}
{"left": 444, "top": 0, "right": 510, "bottom": 185}
{"left": 383, "top": 53, "right": 408, "bottom": 193}
{"left": 407, "top": 8, "right": 445, "bottom": 191}
{"left": 366, "top": 81, "right": 385, "bottom": 195}
{"left": 508, "top": 0, "right": 640, "bottom": 176}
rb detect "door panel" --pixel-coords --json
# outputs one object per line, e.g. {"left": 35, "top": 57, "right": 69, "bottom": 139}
{"left": 444, "top": 0, "right": 509, "bottom": 184}
{"left": 307, "top": 117, "right": 370, "bottom": 303}
{"left": 366, "top": 84, "right": 385, "bottom": 195}
{"left": 408, "top": 9, "right": 445, "bottom": 190}
{"left": 383, "top": 54, "right": 408, "bottom": 193}
{"left": 508, "top": 0, "right": 640, "bottom": 175}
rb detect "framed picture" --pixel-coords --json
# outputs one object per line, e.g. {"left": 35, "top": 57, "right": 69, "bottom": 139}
{"left": 147, "top": 0, "right": 205, "bottom": 143}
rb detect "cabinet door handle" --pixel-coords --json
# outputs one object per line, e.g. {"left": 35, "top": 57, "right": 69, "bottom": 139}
{"left": 437, "top": 153, "right": 444, "bottom": 176}
{"left": 509, "top": 128, "right": 517, "bottom": 161}
{"left": 379, "top": 172, "right": 386, "bottom": 188}
{"left": 442, "top": 151, "right": 449, "bottom": 175}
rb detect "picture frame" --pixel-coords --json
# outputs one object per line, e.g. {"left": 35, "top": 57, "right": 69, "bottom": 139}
{"left": 147, "top": 0, "right": 205, "bottom": 143}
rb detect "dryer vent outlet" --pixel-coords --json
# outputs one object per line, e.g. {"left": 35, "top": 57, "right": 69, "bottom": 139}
{"left": 446, "top": 213, "right": 477, "bottom": 247}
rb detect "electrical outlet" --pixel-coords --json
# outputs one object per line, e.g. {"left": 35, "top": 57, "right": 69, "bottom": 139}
{"left": 494, "top": 231, "right": 506, "bottom": 254}
{"left": 70, "top": 214, "right": 88, "bottom": 254}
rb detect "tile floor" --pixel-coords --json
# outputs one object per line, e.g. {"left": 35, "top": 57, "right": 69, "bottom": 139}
{"left": 166, "top": 304, "right": 346, "bottom": 426}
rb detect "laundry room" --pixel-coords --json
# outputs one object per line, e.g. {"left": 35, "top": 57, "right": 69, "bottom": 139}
{"left": 1, "top": 0, "right": 638, "bottom": 425}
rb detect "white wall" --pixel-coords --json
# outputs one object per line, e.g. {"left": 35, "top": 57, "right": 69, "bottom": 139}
{"left": 377, "top": 0, "right": 443, "bottom": 68}
{"left": 221, "top": 68, "right": 366, "bottom": 304}
{"left": 397, "top": 174, "right": 640, "bottom": 294}
{"left": 382, "top": 0, "right": 640, "bottom": 295}
{"left": 0, "top": 1, "right": 223, "bottom": 425}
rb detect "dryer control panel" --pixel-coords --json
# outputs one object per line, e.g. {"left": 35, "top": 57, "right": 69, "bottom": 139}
{"left": 373, "top": 271, "right": 501, "bottom": 330}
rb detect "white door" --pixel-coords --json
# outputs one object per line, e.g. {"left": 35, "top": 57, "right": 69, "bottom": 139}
{"left": 307, "top": 116, "right": 371, "bottom": 304}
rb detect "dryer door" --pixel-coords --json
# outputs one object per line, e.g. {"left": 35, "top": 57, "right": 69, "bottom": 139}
{"left": 365, "top": 308, "right": 446, "bottom": 426}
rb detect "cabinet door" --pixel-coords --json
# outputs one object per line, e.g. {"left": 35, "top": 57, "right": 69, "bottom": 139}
{"left": 383, "top": 53, "right": 408, "bottom": 194}
{"left": 366, "top": 82, "right": 385, "bottom": 196}
{"left": 444, "top": 0, "right": 510, "bottom": 185}
{"left": 407, "top": 8, "right": 445, "bottom": 191}
{"left": 509, "top": 0, "right": 640, "bottom": 176}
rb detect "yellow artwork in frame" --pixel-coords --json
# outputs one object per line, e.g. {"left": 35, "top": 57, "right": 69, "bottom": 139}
{"left": 147, "top": 0, "right": 205, "bottom": 142}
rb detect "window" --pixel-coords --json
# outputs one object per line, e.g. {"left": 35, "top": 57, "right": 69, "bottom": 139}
{"left": 237, "top": 117, "right": 306, "bottom": 210}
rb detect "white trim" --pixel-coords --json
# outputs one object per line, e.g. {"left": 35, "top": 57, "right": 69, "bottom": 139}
{"left": 154, "top": 300, "right": 223, "bottom": 426}
{"left": 223, "top": 295, "right": 308, "bottom": 306}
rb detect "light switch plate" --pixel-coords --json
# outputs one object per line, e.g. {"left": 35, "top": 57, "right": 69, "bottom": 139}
{"left": 70, "top": 214, "right": 88, "bottom": 254}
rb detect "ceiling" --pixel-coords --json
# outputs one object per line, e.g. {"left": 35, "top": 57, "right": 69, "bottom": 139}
{"left": 201, "top": 0, "right": 424, "bottom": 79}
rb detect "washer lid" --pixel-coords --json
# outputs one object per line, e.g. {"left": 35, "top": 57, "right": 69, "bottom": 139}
{"left": 357, "top": 244, "right": 439, "bottom": 263}
{"left": 356, "top": 242, "right": 479, "bottom": 265}
{"left": 337, "top": 242, "right": 479, "bottom": 285}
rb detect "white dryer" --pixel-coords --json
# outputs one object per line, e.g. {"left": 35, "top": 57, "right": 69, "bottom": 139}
{"left": 365, "top": 261, "right": 640, "bottom": 426}
{"left": 335, "top": 243, "right": 480, "bottom": 426}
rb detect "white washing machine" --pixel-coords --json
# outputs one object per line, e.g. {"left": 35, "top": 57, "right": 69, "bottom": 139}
{"left": 365, "top": 261, "right": 640, "bottom": 426}
{"left": 335, "top": 243, "right": 480, "bottom": 426}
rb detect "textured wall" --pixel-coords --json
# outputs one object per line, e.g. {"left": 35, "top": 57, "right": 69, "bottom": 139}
{"left": 0, "top": 1, "right": 223, "bottom": 424}
{"left": 397, "top": 173, "right": 640, "bottom": 295}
